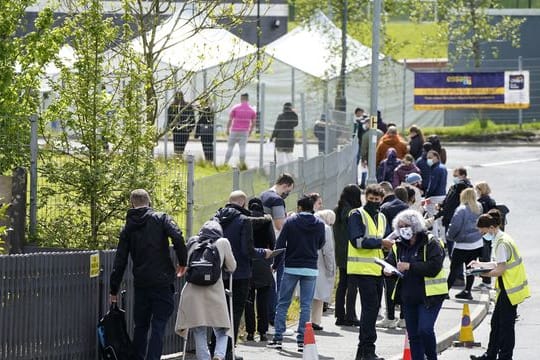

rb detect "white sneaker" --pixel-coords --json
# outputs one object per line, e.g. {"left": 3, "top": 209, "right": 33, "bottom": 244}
{"left": 397, "top": 318, "right": 406, "bottom": 328}
{"left": 283, "top": 328, "right": 295, "bottom": 336}
{"left": 376, "top": 318, "right": 398, "bottom": 329}
{"left": 267, "top": 325, "right": 275, "bottom": 335}
{"left": 266, "top": 325, "right": 294, "bottom": 336}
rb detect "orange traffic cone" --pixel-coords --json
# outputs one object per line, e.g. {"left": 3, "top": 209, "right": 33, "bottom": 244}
{"left": 453, "top": 303, "right": 481, "bottom": 347}
{"left": 303, "top": 322, "right": 319, "bottom": 360}
{"left": 402, "top": 331, "right": 411, "bottom": 360}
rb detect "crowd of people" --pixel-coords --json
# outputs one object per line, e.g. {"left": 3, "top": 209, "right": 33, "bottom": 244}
{"left": 108, "top": 115, "right": 529, "bottom": 360}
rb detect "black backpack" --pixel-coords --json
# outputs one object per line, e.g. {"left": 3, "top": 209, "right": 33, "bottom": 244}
{"left": 97, "top": 301, "right": 135, "bottom": 360}
{"left": 186, "top": 238, "right": 222, "bottom": 286}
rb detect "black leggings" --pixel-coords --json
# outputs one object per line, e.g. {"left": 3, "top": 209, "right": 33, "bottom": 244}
{"left": 447, "top": 247, "right": 483, "bottom": 292}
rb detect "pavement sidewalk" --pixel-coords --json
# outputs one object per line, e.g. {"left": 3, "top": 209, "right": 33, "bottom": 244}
{"left": 231, "top": 287, "right": 491, "bottom": 360}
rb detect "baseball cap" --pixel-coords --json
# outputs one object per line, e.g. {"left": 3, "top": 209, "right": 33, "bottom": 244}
{"left": 405, "top": 173, "right": 422, "bottom": 184}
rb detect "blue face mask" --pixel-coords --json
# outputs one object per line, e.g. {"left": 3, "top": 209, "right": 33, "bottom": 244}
{"left": 453, "top": 177, "right": 460, "bottom": 184}
{"left": 483, "top": 232, "right": 495, "bottom": 241}
{"left": 427, "top": 159, "right": 434, "bottom": 166}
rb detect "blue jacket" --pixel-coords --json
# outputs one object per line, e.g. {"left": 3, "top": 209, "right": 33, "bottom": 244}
{"left": 415, "top": 153, "right": 431, "bottom": 191}
{"left": 425, "top": 162, "right": 447, "bottom": 198}
{"left": 273, "top": 212, "right": 325, "bottom": 270}
{"left": 446, "top": 204, "right": 483, "bottom": 244}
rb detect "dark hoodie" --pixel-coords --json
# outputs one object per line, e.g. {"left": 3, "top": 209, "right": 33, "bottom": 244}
{"left": 376, "top": 148, "right": 401, "bottom": 183}
{"left": 273, "top": 212, "right": 325, "bottom": 270}
{"left": 110, "top": 207, "right": 186, "bottom": 295}
{"left": 435, "top": 178, "right": 472, "bottom": 227}
{"left": 214, "top": 203, "right": 267, "bottom": 279}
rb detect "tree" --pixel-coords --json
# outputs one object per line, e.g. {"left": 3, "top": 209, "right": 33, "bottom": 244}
{"left": 39, "top": 0, "right": 160, "bottom": 249}
{"left": 0, "top": 1, "right": 62, "bottom": 174}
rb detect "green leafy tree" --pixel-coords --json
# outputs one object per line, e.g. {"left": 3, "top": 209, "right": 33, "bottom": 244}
{"left": 39, "top": 0, "right": 159, "bottom": 249}
{"left": 0, "top": 1, "right": 62, "bottom": 174}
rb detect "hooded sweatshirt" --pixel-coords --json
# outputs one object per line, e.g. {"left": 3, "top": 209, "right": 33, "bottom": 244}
{"left": 110, "top": 207, "right": 186, "bottom": 295}
{"left": 273, "top": 212, "right": 325, "bottom": 270}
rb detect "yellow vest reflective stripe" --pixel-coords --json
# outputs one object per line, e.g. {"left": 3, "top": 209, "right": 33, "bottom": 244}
{"left": 391, "top": 235, "right": 448, "bottom": 300}
{"left": 347, "top": 208, "right": 385, "bottom": 276}
{"left": 495, "top": 234, "right": 530, "bottom": 306}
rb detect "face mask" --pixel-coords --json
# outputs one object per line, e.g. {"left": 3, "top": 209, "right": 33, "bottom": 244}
{"left": 427, "top": 159, "right": 434, "bottom": 166}
{"left": 281, "top": 191, "right": 290, "bottom": 200}
{"left": 364, "top": 200, "right": 381, "bottom": 212}
{"left": 362, "top": 123, "right": 369, "bottom": 131}
{"left": 453, "top": 177, "right": 460, "bottom": 184}
{"left": 399, "top": 226, "right": 414, "bottom": 241}
{"left": 483, "top": 232, "right": 495, "bottom": 241}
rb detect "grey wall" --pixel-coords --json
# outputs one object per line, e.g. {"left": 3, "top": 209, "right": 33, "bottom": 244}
{"left": 445, "top": 11, "right": 540, "bottom": 125}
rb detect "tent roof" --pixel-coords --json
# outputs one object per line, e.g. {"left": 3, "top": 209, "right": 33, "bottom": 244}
{"left": 265, "top": 11, "right": 382, "bottom": 80}
{"left": 132, "top": 14, "right": 256, "bottom": 72}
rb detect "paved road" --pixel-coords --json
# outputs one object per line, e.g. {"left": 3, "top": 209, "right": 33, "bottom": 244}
{"left": 440, "top": 145, "right": 540, "bottom": 359}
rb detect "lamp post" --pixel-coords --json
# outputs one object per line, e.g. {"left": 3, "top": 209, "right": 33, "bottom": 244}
{"left": 257, "top": 0, "right": 263, "bottom": 169}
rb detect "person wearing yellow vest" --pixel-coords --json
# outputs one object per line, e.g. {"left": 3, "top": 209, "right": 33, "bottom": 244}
{"left": 383, "top": 209, "right": 448, "bottom": 360}
{"left": 468, "top": 209, "right": 530, "bottom": 360}
{"left": 347, "top": 184, "right": 394, "bottom": 360}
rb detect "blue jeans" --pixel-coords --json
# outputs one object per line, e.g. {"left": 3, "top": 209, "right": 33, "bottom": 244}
{"left": 192, "top": 326, "right": 228, "bottom": 360}
{"left": 133, "top": 286, "right": 174, "bottom": 360}
{"left": 402, "top": 301, "right": 443, "bottom": 360}
{"left": 273, "top": 272, "right": 316, "bottom": 343}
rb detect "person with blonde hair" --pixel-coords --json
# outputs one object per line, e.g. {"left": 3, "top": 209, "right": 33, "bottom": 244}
{"left": 311, "top": 209, "right": 336, "bottom": 331}
{"left": 445, "top": 188, "right": 484, "bottom": 300}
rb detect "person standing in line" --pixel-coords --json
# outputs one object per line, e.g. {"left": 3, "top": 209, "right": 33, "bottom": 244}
{"left": 360, "top": 119, "right": 384, "bottom": 189}
{"left": 469, "top": 209, "right": 530, "bottom": 360}
{"left": 393, "top": 154, "right": 421, "bottom": 188}
{"left": 353, "top": 107, "right": 370, "bottom": 165}
{"left": 267, "top": 194, "right": 326, "bottom": 352}
{"left": 168, "top": 91, "right": 196, "bottom": 155}
{"left": 407, "top": 125, "right": 425, "bottom": 160}
{"left": 313, "top": 114, "right": 327, "bottom": 154}
{"left": 376, "top": 148, "right": 402, "bottom": 183}
{"left": 260, "top": 173, "right": 295, "bottom": 333}
{"left": 445, "top": 188, "right": 484, "bottom": 300}
{"left": 110, "top": 189, "right": 187, "bottom": 360}
{"left": 415, "top": 142, "right": 433, "bottom": 191}
{"left": 175, "top": 220, "right": 236, "bottom": 360}
{"left": 434, "top": 166, "right": 472, "bottom": 257}
{"left": 195, "top": 98, "right": 215, "bottom": 162}
{"left": 213, "top": 191, "right": 271, "bottom": 360}
{"left": 375, "top": 126, "right": 407, "bottom": 166}
{"left": 347, "top": 184, "right": 394, "bottom": 360}
{"left": 244, "top": 198, "right": 276, "bottom": 343}
{"left": 311, "top": 209, "right": 336, "bottom": 331}
{"left": 384, "top": 210, "right": 448, "bottom": 360}
{"left": 423, "top": 150, "right": 447, "bottom": 244}
{"left": 474, "top": 181, "right": 497, "bottom": 290}
{"left": 224, "top": 93, "right": 256, "bottom": 166}
{"left": 404, "top": 173, "right": 424, "bottom": 214}
{"left": 270, "top": 102, "right": 298, "bottom": 165}
{"left": 333, "top": 184, "right": 362, "bottom": 327}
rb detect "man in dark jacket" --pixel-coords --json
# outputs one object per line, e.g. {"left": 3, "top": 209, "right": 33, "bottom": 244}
{"left": 110, "top": 189, "right": 187, "bottom": 360}
{"left": 214, "top": 191, "right": 270, "bottom": 360}
{"left": 424, "top": 150, "right": 448, "bottom": 245}
{"left": 267, "top": 194, "right": 325, "bottom": 352}
{"left": 271, "top": 102, "right": 298, "bottom": 165}
{"left": 168, "top": 91, "right": 195, "bottom": 155}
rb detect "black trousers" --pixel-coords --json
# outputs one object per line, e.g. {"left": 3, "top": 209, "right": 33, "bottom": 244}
{"left": 349, "top": 274, "right": 383, "bottom": 357}
{"left": 480, "top": 240, "right": 493, "bottom": 285}
{"left": 244, "top": 285, "right": 270, "bottom": 335}
{"left": 486, "top": 283, "right": 517, "bottom": 360}
{"left": 447, "top": 247, "right": 482, "bottom": 292}
{"left": 200, "top": 134, "right": 214, "bottom": 161}
{"left": 383, "top": 276, "right": 403, "bottom": 320}
{"left": 173, "top": 131, "right": 190, "bottom": 154}
{"left": 335, "top": 267, "right": 358, "bottom": 321}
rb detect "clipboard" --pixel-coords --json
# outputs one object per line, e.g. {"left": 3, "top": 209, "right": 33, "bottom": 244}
{"left": 374, "top": 258, "right": 404, "bottom": 278}
{"left": 267, "top": 248, "right": 285, "bottom": 259}
{"left": 465, "top": 268, "right": 491, "bottom": 276}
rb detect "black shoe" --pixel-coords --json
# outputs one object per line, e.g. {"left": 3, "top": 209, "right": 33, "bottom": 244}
{"left": 297, "top": 342, "right": 304, "bottom": 352}
{"left": 456, "top": 290, "right": 473, "bottom": 300}
{"left": 259, "top": 333, "right": 268, "bottom": 342}
{"left": 470, "top": 354, "right": 493, "bottom": 360}
{"left": 266, "top": 340, "right": 282, "bottom": 350}
{"left": 246, "top": 333, "right": 254, "bottom": 341}
{"left": 312, "top": 323, "right": 323, "bottom": 331}
{"left": 363, "top": 355, "right": 385, "bottom": 360}
{"left": 335, "top": 318, "right": 346, "bottom": 326}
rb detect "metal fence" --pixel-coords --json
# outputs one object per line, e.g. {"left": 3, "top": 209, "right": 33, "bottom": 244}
{"left": 0, "top": 249, "right": 185, "bottom": 360}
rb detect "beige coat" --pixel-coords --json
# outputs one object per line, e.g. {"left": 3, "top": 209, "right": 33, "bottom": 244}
{"left": 175, "top": 237, "right": 237, "bottom": 338}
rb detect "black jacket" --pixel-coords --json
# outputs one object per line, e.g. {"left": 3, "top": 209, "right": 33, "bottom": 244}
{"left": 409, "top": 135, "right": 424, "bottom": 160}
{"left": 110, "top": 207, "right": 186, "bottom": 295}
{"left": 381, "top": 195, "right": 409, "bottom": 228}
{"left": 385, "top": 232, "right": 446, "bottom": 308}
{"left": 195, "top": 106, "right": 214, "bottom": 138}
{"left": 168, "top": 102, "right": 196, "bottom": 134}
{"left": 478, "top": 195, "right": 496, "bottom": 214}
{"left": 271, "top": 110, "right": 298, "bottom": 152}
{"left": 250, "top": 208, "right": 276, "bottom": 288}
{"left": 435, "top": 179, "right": 472, "bottom": 227}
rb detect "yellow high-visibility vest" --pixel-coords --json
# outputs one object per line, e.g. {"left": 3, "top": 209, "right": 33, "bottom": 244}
{"left": 347, "top": 208, "right": 385, "bottom": 276}
{"left": 494, "top": 233, "right": 530, "bottom": 306}
{"left": 391, "top": 234, "right": 448, "bottom": 300}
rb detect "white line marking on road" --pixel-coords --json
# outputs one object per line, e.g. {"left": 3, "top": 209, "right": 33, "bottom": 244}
{"left": 470, "top": 158, "right": 540, "bottom": 168}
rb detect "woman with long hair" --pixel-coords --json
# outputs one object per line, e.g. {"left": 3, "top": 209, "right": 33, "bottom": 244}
{"left": 445, "top": 188, "right": 484, "bottom": 300}
{"left": 333, "top": 184, "right": 362, "bottom": 326}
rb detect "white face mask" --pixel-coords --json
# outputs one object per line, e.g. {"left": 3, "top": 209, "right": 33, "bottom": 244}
{"left": 362, "top": 123, "right": 369, "bottom": 131}
{"left": 399, "top": 226, "right": 414, "bottom": 240}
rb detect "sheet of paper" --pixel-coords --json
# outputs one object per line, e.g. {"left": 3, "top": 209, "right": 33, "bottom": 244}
{"left": 374, "top": 258, "right": 404, "bottom": 278}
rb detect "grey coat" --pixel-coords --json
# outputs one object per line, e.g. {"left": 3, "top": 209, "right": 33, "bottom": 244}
{"left": 446, "top": 204, "right": 483, "bottom": 244}
{"left": 175, "top": 222, "right": 237, "bottom": 338}
{"left": 314, "top": 224, "right": 336, "bottom": 302}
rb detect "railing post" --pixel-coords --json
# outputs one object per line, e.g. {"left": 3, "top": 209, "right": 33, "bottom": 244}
{"left": 300, "top": 93, "right": 307, "bottom": 160}
{"left": 297, "top": 157, "right": 304, "bottom": 200}
{"left": 186, "top": 155, "right": 195, "bottom": 239}
{"left": 29, "top": 114, "right": 38, "bottom": 238}
{"left": 233, "top": 167, "right": 240, "bottom": 191}
{"left": 269, "top": 161, "right": 276, "bottom": 187}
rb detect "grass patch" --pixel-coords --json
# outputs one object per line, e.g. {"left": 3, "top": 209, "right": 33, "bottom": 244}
{"left": 386, "top": 21, "right": 447, "bottom": 59}
{"left": 422, "top": 119, "right": 540, "bottom": 141}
